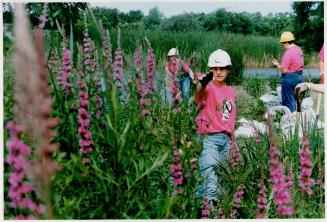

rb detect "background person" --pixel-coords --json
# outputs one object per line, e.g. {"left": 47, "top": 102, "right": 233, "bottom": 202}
{"left": 165, "top": 48, "right": 196, "bottom": 103}
{"left": 272, "top": 31, "right": 304, "bottom": 112}
{"left": 296, "top": 43, "right": 324, "bottom": 94}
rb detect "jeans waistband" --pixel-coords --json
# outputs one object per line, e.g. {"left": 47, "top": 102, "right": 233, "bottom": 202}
{"left": 207, "top": 131, "right": 228, "bottom": 136}
{"left": 282, "top": 70, "right": 303, "bottom": 76}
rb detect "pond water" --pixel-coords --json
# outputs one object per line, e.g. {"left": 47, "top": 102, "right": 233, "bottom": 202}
{"left": 244, "top": 68, "right": 320, "bottom": 79}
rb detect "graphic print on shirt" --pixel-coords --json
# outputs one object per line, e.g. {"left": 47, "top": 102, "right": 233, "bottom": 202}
{"left": 222, "top": 98, "right": 233, "bottom": 121}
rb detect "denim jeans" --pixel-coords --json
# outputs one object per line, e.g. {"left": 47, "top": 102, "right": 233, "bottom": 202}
{"left": 196, "top": 132, "right": 230, "bottom": 201}
{"left": 281, "top": 71, "right": 304, "bottom": 112}
{"left": 179, "top": 75, "right": 191, "bottom": 102}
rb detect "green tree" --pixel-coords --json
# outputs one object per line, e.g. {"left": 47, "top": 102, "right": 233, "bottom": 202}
{"left": 25, "top": 2, "right": 87, "bottom": 30}
{"left": 159, "top": 13, "right": 203, "bottom": 32}
{"left": 126, "top": 10, "right": 144, "bottom": 23}
{"left": 92, "top": 7, "right": 119, "bottom": 28}
{"left": 142, "top": 7, "right": 164, "bottom": 30}
{"left": 3, "top": 3, "right": 13, "bottom": 23}
{"left": 292, "top": 1, "right": 324, "bottom": 52}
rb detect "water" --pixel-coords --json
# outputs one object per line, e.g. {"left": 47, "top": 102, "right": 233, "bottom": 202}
{"left": 244, "top": 68, "right": 320, "bottom": 79}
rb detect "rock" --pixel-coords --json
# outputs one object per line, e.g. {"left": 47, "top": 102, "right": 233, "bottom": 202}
{"left": 235, "top": 126, "right": 256, "bottom": 138}
{"left": 235, "top": 118, "right": 267, "bottom": 138}
{"left": 265, "top": 105, "right": 291, "bottom": 119}
{"left": 260, "top": 94, "right": 280, "bottom": 107}
{"left": 301, "top": 97, "right": 314, "bottom": 110}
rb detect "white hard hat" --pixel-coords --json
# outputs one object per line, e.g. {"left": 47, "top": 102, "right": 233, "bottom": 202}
{"left": 167, "top": 48, "right": 179, "bottom": 56}
{"left": 207, "top": 49, "right": 232, "bottom": 68}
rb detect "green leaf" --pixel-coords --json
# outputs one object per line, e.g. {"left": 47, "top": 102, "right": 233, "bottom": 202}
{"left": 69, "top": 18, "right": 74, "bottom": 61}
{"left": 129, "top": 151, "right": 169, "bottom": 191}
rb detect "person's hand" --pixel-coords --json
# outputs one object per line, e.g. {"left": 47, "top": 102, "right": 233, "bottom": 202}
{"left": 199, "top": 72, "right": 213, "bottom": 87}
{"left": 295, "top": 82, "right": 313, "bottom": 93}
{"left": 192, "top": 79, "right": 197, "bottom": 84}
{"left": 272, "top": 58, "right": 279, "bottom": 66}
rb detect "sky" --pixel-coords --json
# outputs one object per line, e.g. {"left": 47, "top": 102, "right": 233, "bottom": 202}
{"left": 90, "top": 0, "right": 294, "bottom": 17}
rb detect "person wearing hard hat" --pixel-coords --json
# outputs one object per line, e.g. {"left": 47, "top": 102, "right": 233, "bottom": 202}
{"left": 272, "top": 31, "right": 304, "bottom": 112}
{"left": 296, "top": 43, "right": 324, "bottom": 94}
{"left": 165, "top": 48, "right": 196, "bottom": 103}
{"left": 194, "top": 49, "right": 236, "bottom": 205}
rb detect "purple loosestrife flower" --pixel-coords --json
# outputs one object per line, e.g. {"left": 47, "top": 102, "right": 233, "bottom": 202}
{"left": 37, "top": 3, "right": 47, "bottom": 29}
{"left": 83, "top": 13, "right": 92, "bottom": 73}
{"left": 299, "top": 131, "right": 315, "bottom": 196}
{"left": 113, "top": 27, "right": 123, "bottom": 88}
{"left": 231, "top": 184, "right": 245, "bottom": 218}
{"left": 256, "top": 181, "right": 268, "bottom": 218}
{"left": 57, "top": 48, "right": 73, "bottom": 95}
{"left": 77, "top": 90, "right": 94, "bottom": 162}
{"left": 91, "top": 46, "right": 103, "bottom": 118}
{"left": 145, "top": 38, "right": 155, "bottom": 93}
{"left": 172, "top": 108, "right": 180, "bottom": 114}
{"left": 134, "top": 46, "right": 144, "bottom": 95}
{"left": 267, "top": 116, "right": 293, "bottom": 217}
{"left": 171, "top": 148, "right": 184, "bottom": 194}
{"left": 113, "top": 49, "right": 124, "bottom": 87}
{"left": 227, "top": 136, "right": 241, "bottom": 166}
{"left": 217, "top": 208, "right": 225, "bottom": 219}
{"left": 13, "top": 4, "right": 60, "bottom": 218}
{"left": 141, "top": 109, "right": 150, "bottom": 116}
{"left": 201, "top": 197, "right": 210, "bottom": 219}
{"left": 99, "top": 20, "right": 113, "bottom": 83}
{"left": 48, "top": 49, "right": 59, "bottom": 75}
{"left": 6, "top": 122, "right": 45, "bottom": 218}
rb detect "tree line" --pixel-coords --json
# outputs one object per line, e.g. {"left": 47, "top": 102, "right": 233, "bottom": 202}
{"left": 2, "top": 2, "right": 324, "bottom": 53}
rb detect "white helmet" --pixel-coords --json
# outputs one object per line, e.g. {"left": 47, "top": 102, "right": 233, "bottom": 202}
{"left": 207, "top": 49, "right": 232, "bottom": 68}
{"left": 167, "top": 48, "right": 179, "bottom": 56}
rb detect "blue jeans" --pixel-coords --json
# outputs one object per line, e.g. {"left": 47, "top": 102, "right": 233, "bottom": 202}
{"left": 179, "top": 75, "right": 191, "bottom": 102}
{"left": 196, "top": 132, "right": 230, "bottom": 201}
{"left": 281, "top": 71, "right": 304, "bottom": 112}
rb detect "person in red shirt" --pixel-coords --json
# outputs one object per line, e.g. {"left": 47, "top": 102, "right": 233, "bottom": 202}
{"left": 165, "top": 48, "right": 195, "bottom": 104}
{"left": 194, "top": 49, "right": 236, "bottom": 204}
{"left": 272, "top": 31, "right": 304, "bottom": 112}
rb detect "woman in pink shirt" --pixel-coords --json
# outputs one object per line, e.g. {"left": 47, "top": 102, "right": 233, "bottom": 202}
{"left": 194, "top": 49, "right": 236, "bottom": 204}
{"left": 296, "top": 43, "right": 324, "bottom": 93}
{"left": 272, "top": 31, "right": 304, "bottom": 112}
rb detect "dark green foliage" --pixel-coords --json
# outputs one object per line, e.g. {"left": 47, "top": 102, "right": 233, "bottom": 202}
{"left": 142, "top": 7, "right": 164, "bottom": 30}
{"left": 25, "top": 2, "right": 87, "bottom": 30}
{"left": 159, "top": 13, "right": 203, "bottom": 32}
{"left": 292, "top": 2, "right": 324, "bottom": 53}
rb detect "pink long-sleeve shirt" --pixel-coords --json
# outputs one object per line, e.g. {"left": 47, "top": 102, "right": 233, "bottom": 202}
{"left": 319, "top": 44, "right": 324, "bottom": 61}
{"left": 281, "top": 44, "right": 304, "bottom": 73}
{"left": 195, "top": 83, "right": 236, "bottom": 135}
